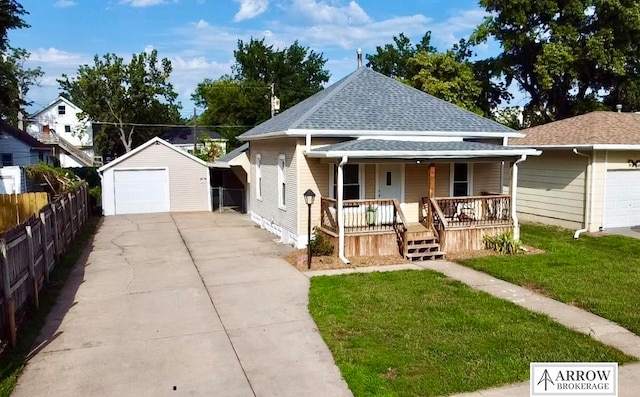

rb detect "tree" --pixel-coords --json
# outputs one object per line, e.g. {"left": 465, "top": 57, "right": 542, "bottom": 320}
{"left": 193, "top": 38, "right": 330, "bottom": 148}
{"left": 366, "top": 33, "right": 436, "bottom": 79}
{"left": 477, "top": 0, "right": 640, "bottom": 124}
{"left": 59, "top": 50, "right": 182, "bottom": 156}
{"left": 408, "top": 50, "right": 484, "bottom": 114}
{"left": 0, "top": 1, "right": 42, "bottom": 124}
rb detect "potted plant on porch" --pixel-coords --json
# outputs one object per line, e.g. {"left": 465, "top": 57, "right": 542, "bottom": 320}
{"left": 365, "top": 205, "right": 377, "bottom": 226}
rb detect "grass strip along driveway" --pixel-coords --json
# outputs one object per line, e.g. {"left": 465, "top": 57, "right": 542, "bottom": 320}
{"left": 309, "top": 271, "right": 633, "bottom": 397}
{"left": 459, "top": 224, "right": 640, "bottom": 336}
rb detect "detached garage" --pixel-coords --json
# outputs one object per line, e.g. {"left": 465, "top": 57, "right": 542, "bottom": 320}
{"left": 99, "top": 137, "right": 211, "bottom": 216}
{"left": 509, "top": 111, "right": 640, "bottom": 232}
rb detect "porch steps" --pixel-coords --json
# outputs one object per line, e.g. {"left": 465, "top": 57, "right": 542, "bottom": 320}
{"left": 404, "top": 227, "right": 445, "bottom": 261}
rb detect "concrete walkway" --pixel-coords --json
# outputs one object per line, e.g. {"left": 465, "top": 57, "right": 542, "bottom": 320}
{"left": 308, "top": 260, "right": 640, "bottom": 397}
{"left": 12, "top": 212, "right": 352, "bottom": 397}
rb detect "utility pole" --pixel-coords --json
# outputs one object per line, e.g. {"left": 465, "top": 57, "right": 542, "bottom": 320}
{"left": 17, "top": 90, "right": 24, "bottom": 130}
{"left": 193, "top": 108, "right": 197, "bottom": 148}
{"left": 270, "top": 83, "right": 275, "bottom": 118}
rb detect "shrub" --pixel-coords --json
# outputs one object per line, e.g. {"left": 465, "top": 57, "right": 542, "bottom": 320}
{"left": 483, "top": 232, "right": 523, "bottom": 255}
{"left": 25, "top": 163, "right": 82, "bottom": 195}
{"left": 309, "top": 228, "right": 334, "bottom": 256}
{"left": 88, "top": 186, "right": 101, "bottom": 201}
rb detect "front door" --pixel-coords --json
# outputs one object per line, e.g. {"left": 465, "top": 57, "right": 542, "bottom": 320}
{"left": 377, "top": 164, "right": 402, "bottom": 200}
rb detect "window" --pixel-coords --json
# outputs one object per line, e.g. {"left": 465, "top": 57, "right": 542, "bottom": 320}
{"left": 255, "top": 154, "right": 262, "bottom": 200}
{"left": 332, "top": 164, "right": 360, "bottom": 200}
{"left": 278, "top": 154, "right": 286, "bottom": 209}
{"left": 64, "top": 125, "right": 71, "bottom": 133}
{"left": 1, "top": 154, "right": 13, "bottom": 167}
{"left": 58, "top": 105, "right": 66, "bottom": 115}
{"left": 452, "top": 163, "right": 471, "bottom": 196}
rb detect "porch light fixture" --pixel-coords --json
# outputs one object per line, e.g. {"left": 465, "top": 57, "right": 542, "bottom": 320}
{"left": 303, "top": 189, "right": 316, "bottom": 269}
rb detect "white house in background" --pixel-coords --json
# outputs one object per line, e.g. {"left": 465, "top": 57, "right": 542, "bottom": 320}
{"left": 27, "top": 96, "right": 95, "bottom": 167}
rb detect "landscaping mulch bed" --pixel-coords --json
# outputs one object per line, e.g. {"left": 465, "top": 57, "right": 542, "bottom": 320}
{"left": 284, "top": 249, "right": 409, "bottom": 272}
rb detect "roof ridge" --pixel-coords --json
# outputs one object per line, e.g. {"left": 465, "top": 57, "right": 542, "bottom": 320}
{"left": 289, "top": 67, "right": 365, "bottom": 130}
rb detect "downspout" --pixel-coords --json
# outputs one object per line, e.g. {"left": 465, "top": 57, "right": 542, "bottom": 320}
{"left": 573, "top": 149, "right": 592, "bottom": 239}
{"left": 337, "top": 156, "right": 350, "bottom": 264}
{"left": 510, "top": 155, "right": 527, "bottom": 241}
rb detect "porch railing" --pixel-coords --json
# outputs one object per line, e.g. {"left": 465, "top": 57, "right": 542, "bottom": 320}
{"left": 320, "top": 197, "right": 407, "bottom": 234}
{"left": 421, "top": 195, "right": 512, "bottom": 229}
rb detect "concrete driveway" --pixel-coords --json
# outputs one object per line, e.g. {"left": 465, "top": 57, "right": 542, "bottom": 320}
{"left": 12, "top": 212, "right": 352, "bottom": 397}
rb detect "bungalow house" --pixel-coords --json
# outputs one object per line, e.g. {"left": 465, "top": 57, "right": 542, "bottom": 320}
{"left": 26, "top": 96, "right": 96, "bottom": 167}
{"left": 237, "top": 66, "right": 540, "bottom": 262}
{"left": 508, "top": 111, "right": 640, "bottom": 234}
{"left": 0, "top": 120, "right": 53, "bottom": 193}
{"left": 161, "top": 126, "right": 227, "bottom": 157}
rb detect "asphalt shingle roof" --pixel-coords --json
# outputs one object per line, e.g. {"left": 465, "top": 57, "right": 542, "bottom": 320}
{"left": 512, "top": 111, "right": 640, "bottom": 146}
{"left": 217, "top": 143, "right": 248, "bottom": 162}
{"left": 0, "top": 121, "right": 50, "bottom": 150}
{"left": 161, "top": 126, "right": 223, "bottom": 145}
{"left": 313, "top": 139, "right": 526, "bottom": 153}
{"left": 240, "top": 67, "right": 515, "bottom": 139}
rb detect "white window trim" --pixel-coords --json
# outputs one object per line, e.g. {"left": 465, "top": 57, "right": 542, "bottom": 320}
{"left": 328, "top": 163, "right": 363, "bottom": 200}
{"left": 255, "top": 154, "right": 262, "bottom": 201}
{"left": 278, "top": 154, "right": 286, "bottom": 210}
{"left": 449, "top": 162, "right": 474, "bottom": 196}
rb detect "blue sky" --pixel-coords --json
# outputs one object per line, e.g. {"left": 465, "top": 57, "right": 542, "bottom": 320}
{"left": 11, "top": 0, "right": 499, "bottom": 117}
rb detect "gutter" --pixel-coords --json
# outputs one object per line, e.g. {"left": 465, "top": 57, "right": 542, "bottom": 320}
{"left": 511, "top": 155, "right": 527, "bottom": 241}
{"left": 337, "top": 156, "right": 350, "bottom": 264}
{"left": 573, "top": 149, "right": 593, "bottom": 239}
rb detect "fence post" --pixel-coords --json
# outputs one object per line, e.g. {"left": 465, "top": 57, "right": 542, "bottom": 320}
{"left": 40, "top": 211, "right": 50, "bottom": 284}
{"left": 219, "top": 186, "right": 223, "bottom": 213}
{"left": 25, "top": 223, "right": 39, "bottom": 310}
{"left": 51, "top": 204, "right": 61, "bottom": 262}
{"left": 0, "top": 239, "right": 16, "bottom": 348}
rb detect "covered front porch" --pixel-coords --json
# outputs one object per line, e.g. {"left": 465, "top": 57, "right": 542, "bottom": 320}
{"left": 306, "top": 139, "right": 539, "bottom": 261}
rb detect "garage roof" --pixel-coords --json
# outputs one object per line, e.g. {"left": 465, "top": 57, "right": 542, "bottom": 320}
{"left": 98, "top": 137, "right": 209, "bottom": 172}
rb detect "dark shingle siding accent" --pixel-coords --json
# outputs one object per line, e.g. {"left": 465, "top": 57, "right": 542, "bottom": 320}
{"left": 240, "top": 68, "right": 514, "bottom": 139}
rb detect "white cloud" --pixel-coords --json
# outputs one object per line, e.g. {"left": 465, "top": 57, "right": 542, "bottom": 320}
{"left": 144, "top": 44, "right": 155, "bottom": 54}
{"left": 54, "top": 0, "right": 78, "bottom": 8}
{"left": 234, "top": 0, "right": 269, "bottom": 21}
{"left": 29, "top": 47, "right": 89, "bottom": 66}
{"left": 195, "top": 19, "right": 209, "bottom": 29}
{"left": 431, "top": 9, "right": 488, "bottom": 46}
{"left": 120, "top": 0, "right": 167, "bottom": 7}
{"left": 288, "top": 0, "right": 371, "bottom": 25}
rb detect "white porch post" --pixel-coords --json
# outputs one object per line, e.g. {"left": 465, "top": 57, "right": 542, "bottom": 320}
{"left": 337, "top": 156, "right": 350, "bottom": 264}
{"left": 510, "top": 155, "right": 527, "bottom": 241}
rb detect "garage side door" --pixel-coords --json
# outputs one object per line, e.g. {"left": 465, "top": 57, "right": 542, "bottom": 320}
{"left": 114, "top": 169, "right": 169, "bottom": 215}
{"left": 604, "top": 170, "right": 640, "bottom": 228}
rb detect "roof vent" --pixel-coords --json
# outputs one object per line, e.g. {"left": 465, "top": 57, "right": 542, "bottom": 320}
{"left": 357, "top": 48, "right": 362, "bottom": 69}
{"left": 616, "top": 104, "right": 622, "bottom": 113}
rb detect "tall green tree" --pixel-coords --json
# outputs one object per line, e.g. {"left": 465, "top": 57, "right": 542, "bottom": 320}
{"left": 366, "top": 33, "right": 436, "bottom": 79}
{"left": 477, "top": 0, "right": 640, "bottom": 124}
{"left": 194, "top": 39, "right": 330, "bottom": 148}
{"left": 0, "top": 1, "right": 43, "bottom": 125}
{"left": 59, "top": 50, "right": 182, "bottom": 157}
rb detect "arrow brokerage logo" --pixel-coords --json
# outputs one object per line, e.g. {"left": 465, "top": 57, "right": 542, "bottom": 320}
{"left": 530, "top": 362, "right": 618, "bottom": 396}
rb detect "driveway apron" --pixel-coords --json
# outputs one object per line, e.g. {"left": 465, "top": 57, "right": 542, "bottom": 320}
{"left": 12, "top": 212, "right": 352, "bottom": 397}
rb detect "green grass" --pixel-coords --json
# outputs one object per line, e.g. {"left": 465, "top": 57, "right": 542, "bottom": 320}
{"left": 459, "top": 223, "right": 640, "bottom": 335}
{"left": 309, "top": 271, "right": 634, "bottom": 397}
{"left": 0, "top": 217, "right": 100, "bottom": 397}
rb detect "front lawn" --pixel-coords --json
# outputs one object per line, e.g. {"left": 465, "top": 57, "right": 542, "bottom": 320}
{"left": 458, "top": 223, "right": 640, "bottom": 335}
{"left": 309, "top": 271, "right": 633, "bottom": 397}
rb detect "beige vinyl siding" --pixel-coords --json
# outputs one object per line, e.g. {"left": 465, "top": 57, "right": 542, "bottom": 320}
{"left": 297, "top": 143, "right": 330, "bottom": 236}
{"left": 473, "top": 162, "right": 502, "bottom": 195}
{"left": 435, "top": 163, "right": 450, "bottom": 196}
{"left": 364, "top": 164, "right": 376, "bottom": 199}
{"left": 404, "top": 164, "right": 428, "bottom": 223}
{"left": 250, "top": 138, "right": 298, "bottom": 237}
{"left": 109, "top": 143, "right": 209, "bottom": 212}
{"left": 516, "top": 151, "right": 586, "bottom": 230}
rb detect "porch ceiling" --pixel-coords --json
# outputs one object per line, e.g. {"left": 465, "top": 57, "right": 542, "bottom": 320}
{"left": 305, "top": 139, "right": 541, "bottom": 159}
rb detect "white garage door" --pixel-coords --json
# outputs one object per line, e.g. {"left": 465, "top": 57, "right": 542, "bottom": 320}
{"left": 114, "top": 169, "right": 169, "bottom": 215}
{"left": 604, "top": 170, "right": 640, "bottom": 228}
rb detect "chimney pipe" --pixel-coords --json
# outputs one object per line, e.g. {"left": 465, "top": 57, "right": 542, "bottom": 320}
{"left": 357, "top": 48, "right": 362, "bottom": 68}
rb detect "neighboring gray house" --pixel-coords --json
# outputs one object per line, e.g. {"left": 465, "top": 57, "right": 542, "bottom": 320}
{"left": 509, "top": 111, "right": 640, "bottom": 233}
{"left": 238, "top": 66, "right": 539, "bottom": 262}
{"left": 98, "top": 137, "right": 211, "bottom": 216}
{"left": 161, "top": 126, "right": 227, "bottom": 157}
{"left": 0, "top": 120, "right": 52, "bottom": 167}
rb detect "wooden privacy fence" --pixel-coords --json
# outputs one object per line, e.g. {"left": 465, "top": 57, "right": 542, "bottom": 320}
{"left": 0, "top": 184, "right": 89, "bottom": 348}
{"left": 0, "top": 193, "right": 50, "bottom": 232}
